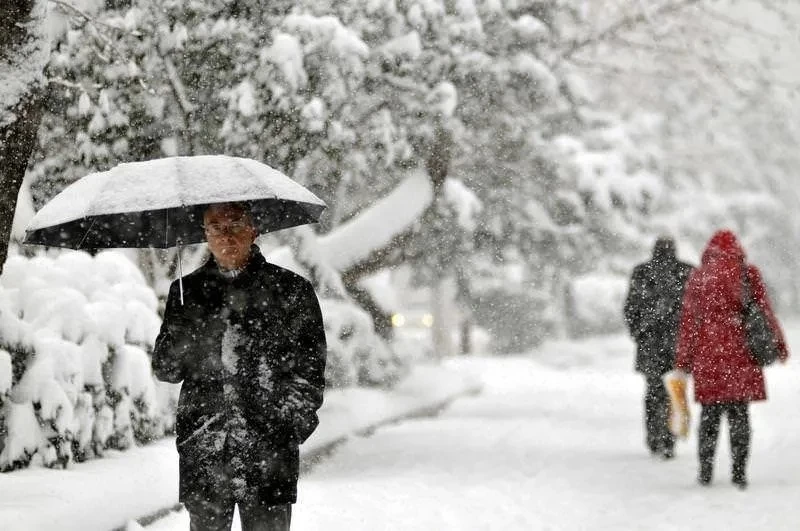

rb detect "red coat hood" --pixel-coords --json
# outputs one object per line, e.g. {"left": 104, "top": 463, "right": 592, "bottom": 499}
{"left": 701, "top": 229, "right": 746, "bottom": 266}
{"left": 697, "top": 230, "right": 746, "bottom": 313}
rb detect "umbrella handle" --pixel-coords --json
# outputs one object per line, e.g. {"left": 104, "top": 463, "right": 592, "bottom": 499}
{"left": 178, "top": 242, "right": 184, "bottom": 305}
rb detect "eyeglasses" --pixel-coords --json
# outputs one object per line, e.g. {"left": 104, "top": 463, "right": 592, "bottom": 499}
{"left": 204, "top": 221, "right": 250, "bottom": 236}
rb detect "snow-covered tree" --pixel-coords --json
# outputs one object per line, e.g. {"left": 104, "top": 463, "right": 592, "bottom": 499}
{"left": 0, "top": 0, "right": 50, "bottom": 270}
{"left": 30, "top": 0, "right": 800, "bottom": 359}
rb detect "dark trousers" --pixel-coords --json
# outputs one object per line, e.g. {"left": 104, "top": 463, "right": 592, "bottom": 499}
{"left": 644, "top": 376, "right": 675, "bottom": 454}
{"left": 698, "top": 402, "right": 751, "bottom": 481}
{"left": 186, "top": 499, "right": 291, "bottom": 531}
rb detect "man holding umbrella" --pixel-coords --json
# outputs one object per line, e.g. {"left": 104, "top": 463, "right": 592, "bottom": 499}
{"left": 153, "top": 202, "right": 326, "bottom": 530}
{"left": 24, "top": 155, "right": 329, "bottom": 530}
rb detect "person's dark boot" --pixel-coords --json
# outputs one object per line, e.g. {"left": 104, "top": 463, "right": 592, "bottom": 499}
{"left": 732, "top": 470, "right": 748, "bottom": 490}
{"left": 647, "top": 436, "right": 660, "bottom": 457}
{"left": 662, "top": 444, "right": 675, "bottom": 460}
{"left": 698, "top": 463, "right": 713, "bottom": 486}
{"left": 648, "top": 441, "right": 661, "bottom": 458}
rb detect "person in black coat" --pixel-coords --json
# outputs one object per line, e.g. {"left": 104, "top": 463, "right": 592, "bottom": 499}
{"left": 623, "top": 236, "right": 693, "bottom": 459}
{"left": 152, "top": 203, "right": 326, "bottom": 531}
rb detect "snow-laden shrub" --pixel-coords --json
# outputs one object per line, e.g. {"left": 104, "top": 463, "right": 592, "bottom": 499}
{"left": 270, "top": 229, "right": 414, "bottom": 390}
{"left": 471, "top": 287, "right": 554, "bottom": 354}
{"left": 566, "top": 273, "right": 628, "bottom": 337}
{"left": 0, "top": 250, "right": 176, "bottom": 471}
{"left": 321, "top": 298, "right": 410, "bottom": 388}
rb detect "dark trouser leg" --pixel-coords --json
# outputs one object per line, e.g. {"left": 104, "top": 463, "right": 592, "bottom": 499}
{"left": 654, "top": 376, "right": 675, "bottom": 454}
{"left": 185, "top": 497, "right": 236, "bottom": 531}
{"left": 727, "top": 402, "right": 751, "bottom": 483}
{"left": 645, "top": 376, "right": 673, "bottom": 454}
{"left": 698, "top": 404, "right": 724, "bottom": 482}
{"left": 644, "top": 377, "right": 660, "bottom": 453}
{"left": 238, "top": 501, "right": 292, "bottom": 531}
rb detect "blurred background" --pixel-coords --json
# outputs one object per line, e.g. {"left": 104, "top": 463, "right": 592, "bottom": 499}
{"left": 2, "top": 0, "right": 799, "bottom": 472}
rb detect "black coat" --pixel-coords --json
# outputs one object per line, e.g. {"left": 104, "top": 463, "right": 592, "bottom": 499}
{"left": 152, "top": 248, "right": 326, "bottom": 505}
{"left": 624, "top": 249, "right": 693, "bottom": 377}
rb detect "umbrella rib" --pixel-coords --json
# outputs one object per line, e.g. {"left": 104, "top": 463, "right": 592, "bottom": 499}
{"left": 76, "top": 218, "right": 97, "bottom": 250}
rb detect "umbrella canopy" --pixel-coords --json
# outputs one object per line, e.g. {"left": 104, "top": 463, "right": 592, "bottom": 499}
{"left": 24, "top": 155, "right": 326, "bottom": 249}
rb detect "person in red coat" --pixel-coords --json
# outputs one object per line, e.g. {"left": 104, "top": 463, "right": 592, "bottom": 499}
{"left": 675, "top": 230, "right": 789, "bottom": 489}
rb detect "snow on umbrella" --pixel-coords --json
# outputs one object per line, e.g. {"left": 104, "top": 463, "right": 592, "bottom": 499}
{"left": 23, "top": 155, "right": 326, "bottom": 249}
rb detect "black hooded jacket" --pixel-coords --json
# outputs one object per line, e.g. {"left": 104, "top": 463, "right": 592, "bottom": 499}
{"left": 152, "top": 248, "right": 326, "bottom": 505}
{"left": 624, "top": 239, "right": 693, "bottom": 377}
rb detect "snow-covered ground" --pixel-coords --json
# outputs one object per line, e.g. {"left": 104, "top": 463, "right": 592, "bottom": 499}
{"left": 0, "top": 364, "right": 479, "bottom": 531}
{"left": 151, "top": 323, "right": 800, "bottom": 531}
{"left": 4, "top": 324, "right": 800, "bottom": 530}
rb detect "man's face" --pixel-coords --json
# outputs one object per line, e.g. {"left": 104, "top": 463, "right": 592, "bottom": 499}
{"left": 203, "top": 204, "right": 257, "bottom": 270}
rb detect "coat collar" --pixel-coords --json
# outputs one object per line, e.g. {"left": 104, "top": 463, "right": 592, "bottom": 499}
{"left": 203, "top": 245, "right": 267, "bottom": 281}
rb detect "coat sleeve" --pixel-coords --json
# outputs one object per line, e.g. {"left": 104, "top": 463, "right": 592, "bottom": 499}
{"left": 151, "top": 281, "right": 190, "bottom": 383}
{"left": 279, "top": 279, "right": 327, "bottom": 443}
{"left": 674, "top": 272, "right": 698, "bottom": 373}
{"left": 749, "top": 265, "right": 790, "bottom": 361}
{"left": 623, "top": 266, "right": 646, "bottom": 340}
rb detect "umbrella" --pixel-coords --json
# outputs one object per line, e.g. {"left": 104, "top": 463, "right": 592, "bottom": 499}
{"left": 24, "top": 155, "right": 327, "bottom": 303}
{"left": 24, "top": 155, "right": 326, "bottom": 249}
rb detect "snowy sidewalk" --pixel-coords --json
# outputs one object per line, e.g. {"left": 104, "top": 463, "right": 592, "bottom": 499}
{"left": 0, "top": 363, "right": 481, "bottom": 531}
{"left": 279, "top": 332, "right": 800, "bottom": 531}
{"left": 150, "top": 323, "right": 800, "bottom": 531}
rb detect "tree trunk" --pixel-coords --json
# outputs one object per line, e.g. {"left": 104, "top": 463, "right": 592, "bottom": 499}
{"left": 0, "top": 0, "right": 48, "bottom": 272}
{"left": 431, "top": 277, "right": 456, "bottom": 359}
{"left": 456, "top": 264, "right": 472, "bottom": 355}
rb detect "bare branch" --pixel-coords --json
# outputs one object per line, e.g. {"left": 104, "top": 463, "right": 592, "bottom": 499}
{"left": 570, "top": 56, "right": 753, "bottom": 100}
{"left": 49, "top": 0, "right": 94, "bottom": 24}
{"left": 560, "top": 0, "right": 701, "bottom": 60}
{"left": 608, "top": 35, "right": 760, "bottom": 74}
{"left": 46, "top": 76, "right": 98, "bottom": 91}
{"left": 695, "top": 4, "right": 782, "bottom": 40}
{"left": 569, "top": 57, "right": 677, "bottom": 80}
{"left": 163, "top": 56, "right": 195, "bottom": 115}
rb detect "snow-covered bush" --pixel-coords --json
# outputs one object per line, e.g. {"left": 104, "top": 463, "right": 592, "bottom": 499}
{"left": 566, "top": 274, "right": 629, "bottom": 338}
{"left": 268, "top": 232, "right": 413, "bottom": 390}
{"left": 0, "top": 250, "right": 175, "bottom": 471}
{"left": 321, "top": 299, "right": 409, "bottom": 388}
{"left": 471, "top": 288, "right": 554, "bottom": 355}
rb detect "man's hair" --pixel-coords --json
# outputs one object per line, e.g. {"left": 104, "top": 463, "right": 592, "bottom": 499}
{"left": 204, "top": 202, "right": 254, "bottom": 222}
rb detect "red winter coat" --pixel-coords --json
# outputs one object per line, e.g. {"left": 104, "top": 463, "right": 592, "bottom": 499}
{"left": 675, "top": 230, "right": 789, "bottom": 404}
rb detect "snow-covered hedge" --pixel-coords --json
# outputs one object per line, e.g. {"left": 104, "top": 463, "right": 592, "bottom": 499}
{"left": 322, "top": 298, "right": 411, "bottom": 388}
{"left": 0, "top": 251, "right": 174, "bottom": 471}
{"left": 0, "top": 245, "right": 416, "bottom": 471}
{"left": 472, "top": 288, "right": 554, "bottom": 354}
{"left": 268, "top": 232, "right": 414, "bottom": 390}
{"left": 566, "top": 273, "right": 628, "bottom": 337}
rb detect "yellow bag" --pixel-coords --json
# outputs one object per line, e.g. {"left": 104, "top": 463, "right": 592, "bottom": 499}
{"left": 663, "top": 370, "right": 690, "bottom": 438}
